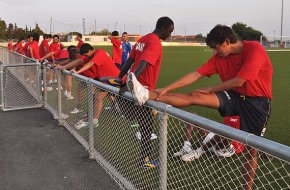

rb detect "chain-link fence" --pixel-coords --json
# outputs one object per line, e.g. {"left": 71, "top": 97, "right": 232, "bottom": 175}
{"left": 1, "top": 47, "right": 289, "bottom": 190}
{"left": 0, "top": 48, "right": 42, "bottom": 111}
{"left": 43, "top": 64, "right": 290, "bottom": 190}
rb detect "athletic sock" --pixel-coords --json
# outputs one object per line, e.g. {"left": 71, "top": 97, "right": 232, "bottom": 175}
{"left": 184, "top": 141, "right": 192, "bottom": 149}
{"left": 196, "top": 147, "right": 205, "bottom": 155}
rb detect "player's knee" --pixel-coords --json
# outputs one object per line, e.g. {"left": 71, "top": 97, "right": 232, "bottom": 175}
{"left": 188, "top": 91, "right": 203, "bottom": 100}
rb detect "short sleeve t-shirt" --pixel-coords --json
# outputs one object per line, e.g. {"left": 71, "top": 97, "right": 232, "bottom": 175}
{"left": 129, "top": 33, "right": 162, "bottom": 90}
{"left": 110, "top": 38, "right": 122, "bottom": 64}
{"left": 8, "top": 42, "right": 13, "bottom": 50}
{"left": 21, "top": 42, "right": 31, "bottom": 56}
{"left": 122, "top": 41, "right": 132, "bottom": 64}
{"left": 28, "top": 41, "right": 40, "bottom": 59}
{"left": 77, "top": 40, "right": 84, "bottom": 49}
{"left": 49, "top": 43, "right": 63, "bottom": 60}
{"left": 39, "top": 40, "right": 50, "bottom": 58}
{"left": 86, "top": 49, "right": 120, "bottom": 79}
{"left": 197, "top": 41, "right": 272, "bottom": 99}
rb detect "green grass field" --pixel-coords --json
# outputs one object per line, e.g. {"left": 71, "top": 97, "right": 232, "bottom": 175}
{"left": 98, "top": 45, "right": 290, "bottom": 146}
{"left": 44, "top": 45, "right": 290, "bottom": 189}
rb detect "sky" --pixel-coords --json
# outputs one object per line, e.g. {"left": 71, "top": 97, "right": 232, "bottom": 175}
{"left": 0, "top": 0, "right": 289, "bottom": 37}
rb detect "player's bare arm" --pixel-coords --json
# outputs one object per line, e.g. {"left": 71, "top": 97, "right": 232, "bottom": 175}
{"left": 195, "top": 77, "right": 246, "bottom": 94}
{"left": 75, "top": 61, "right": 94, "bottom": 74}
{"left": 155, "top": 71, "right": 203, "bottom": 98}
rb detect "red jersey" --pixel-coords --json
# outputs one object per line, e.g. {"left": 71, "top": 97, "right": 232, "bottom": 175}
{"left": 77, "top": 40, "right": 84, "bottom": 49}
{"left": 27, "top": 41, "right": 40, "bottom": 59}
{"left": 22, "top": 42, "right": 31, "bottom": 56}
{"left": 197, "top": 41, "right": 272, "bottom": 99}
{"left": 7, "top": 42, "right": 13, "bottom": 50}
{"left": 87, "top": 49, "right": 120, "bottom": 79}
{"left": 110, "top": 38, "right": 122, "bottom": 64}
{"left": 49, "top": 42, "right": 63, "bottom": 60}
{"left": 58, "top": 49, "right": 69, "bottom": 60}
{"left": 77, "top": 55, "right": 95, "bottom": 78}
{"left": 129, "top": 33, "right": 162, "bottom": 90}
{"left": 15, "top": 42, "right": 23, "bottom": 53}
{"left": 39, "top": 39, "right": 50, "bottom": 58}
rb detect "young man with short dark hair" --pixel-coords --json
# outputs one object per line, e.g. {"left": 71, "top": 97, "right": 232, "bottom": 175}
{"left": 73, "top": 43, "right": 120, "bottom": 128}
{"left": 121, "top": 32, "right": 132, "bottom": 68}
{"left": 127, "top": 24, "right": 272, "bottom": 189}
{"left": 119, "top": 16, "right": 174, "bottom": 168}
{"left": 108, "top": 31, "right": 122, "bottom": 69}
{"left": 76, "top": 33, "right": 84, "bottom": 49}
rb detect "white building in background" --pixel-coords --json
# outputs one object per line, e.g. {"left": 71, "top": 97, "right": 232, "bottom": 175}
{"left": 67, "top": 35, "right": 109, "bottom": 43}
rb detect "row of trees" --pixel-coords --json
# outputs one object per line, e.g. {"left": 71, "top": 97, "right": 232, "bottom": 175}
{"left": 0, "top": 18, "right": 264, "bottom": 42}
{"left": 0, "top": 18, "right": 45, "bottom": 41}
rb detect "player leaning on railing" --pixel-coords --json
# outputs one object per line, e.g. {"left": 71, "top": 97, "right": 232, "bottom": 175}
{"left": 126, "top": 25, "right": 272, "bottom": 190}
{"left": 68, "top": 43, "right": 120, "bottom": 129}
{"left": 118, "top": 16, "right": 174, "bottom": 168}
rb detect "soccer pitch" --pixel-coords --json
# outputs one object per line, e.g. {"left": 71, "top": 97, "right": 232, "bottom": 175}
{"left": 43, "top": 45, "right": 290, "bottom": 189}
{"left": 99, "top": 45, "right": 290, "bottom": 146}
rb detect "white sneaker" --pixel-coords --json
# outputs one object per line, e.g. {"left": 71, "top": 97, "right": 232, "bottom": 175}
{"left": 70, "top": 108, "right": 83, "bottom": 114}
{"left": 53, "top": 79, "right": 58, "bottom": 83}
{"left": 126, "top": 73, "right": 149, "bottom": 106}
{"left": 181, "top": 149, "right": 204, "bottom": 162}
{"left": 66, "top": 94, "right": 74, "bottom": 100}
{"left": 136, "top": 132, "right": 157, "bottom": 140}
{"left": 64, "top": 90, "right": 68, "bottom": 97}
{"left": 174, "top": 146, "right": 193, "bottom": 157}
{"left": 61, "top": 113, "right": 69, "bottom": 119}
{"left": 48, "top": 80, "right": 53, "bottom": 85}
{"left": 46, "top": 86, "right": 53, "bottom": 92}
{"left": 75, "top": 119, "right": 88, "bottom": 129}
{"left": 213, "top": 144, "right": 235, "bottom": 157}
{"left": 93, "top": 118, "right": 99, "bottom": 127}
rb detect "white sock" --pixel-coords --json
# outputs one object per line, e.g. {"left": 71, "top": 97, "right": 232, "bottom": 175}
{"left": 67, "top": 91, "right": 71, "bottom": 97}
{"left": 93, "top": 118, "right": 98, "bottom": 124}
{"left": 184, "top": 141, "right": 192, "bottom": 148}
{"left": 64, "top": 90, "right": 68, "bottom": 96}
{"left": 196, "top": 147, "right": 205, "bottom": 154}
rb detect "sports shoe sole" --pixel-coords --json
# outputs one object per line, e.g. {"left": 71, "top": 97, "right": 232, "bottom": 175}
{"left": 126, "top": 73, "right": 141, "bottom": 105}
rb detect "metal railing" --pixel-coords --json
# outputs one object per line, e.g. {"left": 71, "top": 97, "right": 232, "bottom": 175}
{"left": 0, "top": 48, "right": 42, "bottom": 111}
{"left": 1, "top": 47, "right": 290, "bottom": 190}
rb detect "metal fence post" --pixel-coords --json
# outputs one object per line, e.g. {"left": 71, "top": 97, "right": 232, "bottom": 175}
{"left": 36, "top": 63, "right": 42, "bottom": 104}
{"left": 42, "top": 64, "right": 47, "bottom": 108}
{"left": 87, "top": 82, "right": 94, "bottom": 159}
{"left": 0, "top": 65, "right": 4, "bottom": 110}
{"left": 57, "top": 72, "right": 62, "bottom": 124}
{"left": 159, "top": 112, "right": 169, "bottom": 190}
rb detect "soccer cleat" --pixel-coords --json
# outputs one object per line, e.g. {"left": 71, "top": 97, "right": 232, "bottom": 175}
{"left": 126, "top": 73, "right": 149, "bottom": 106}
{"left": 143, "top": 156, "right": 158, "bottom": 169}
{"left": 70, "top": 108, "right": 83, "bottom": 114}
{"left": 213, "top": 144, "right": 235, "bottom": 157}
{"left": 174, "top": 146, "right": 193, "bottom": 157}
{"left": 135, "top": 132, "right": 158, "bottom": 140}
{"left": 181, "top": 149, "right": 204, "bottom": 162}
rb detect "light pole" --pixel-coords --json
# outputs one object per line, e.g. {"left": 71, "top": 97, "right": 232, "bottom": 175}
{"left": 280, "top": 0, "right": 284, "bottom": 45}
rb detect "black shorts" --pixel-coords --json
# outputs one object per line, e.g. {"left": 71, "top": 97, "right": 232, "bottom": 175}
{"left": 216, "top": 90, "right": 271, "bottom": 136}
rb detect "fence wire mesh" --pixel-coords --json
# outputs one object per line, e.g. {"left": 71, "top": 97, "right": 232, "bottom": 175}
{"left": 0, "top": 48, "right": 42, "bottom": 110}
{"left": 1, "top": 47, "right": 289, "bottom": 190}
{"left": 43, "top": 66, "right": 290, "bottom": 190}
